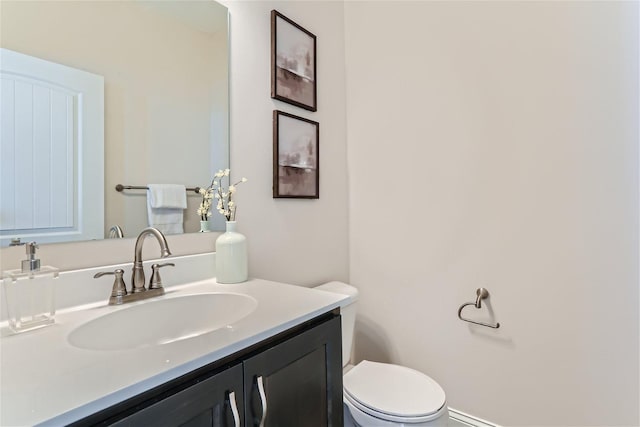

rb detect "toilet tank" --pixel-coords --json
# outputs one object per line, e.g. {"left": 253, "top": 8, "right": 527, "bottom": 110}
{"left": 314, "top": 281, "right": 358, "bottom": 367}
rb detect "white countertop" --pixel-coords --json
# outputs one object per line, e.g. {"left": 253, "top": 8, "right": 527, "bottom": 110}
{"left": 0, "top": 276, "right": 347, "bottom": 426}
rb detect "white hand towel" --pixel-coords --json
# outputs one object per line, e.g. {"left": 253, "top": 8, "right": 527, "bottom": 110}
{"left": 147, "top": 184, "right": 188, "bottom": 209}
{"left": 147, "top": 184, "right": 187, "bottom": 235}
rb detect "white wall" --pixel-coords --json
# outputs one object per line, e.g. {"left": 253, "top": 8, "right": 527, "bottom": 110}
{"left": 223, "top": 0, "right": 349, "bottom": 286}
{"left": 345, "top": 1, "right": 639, "bottom": 425}
{"left": 0, "top": 0, "right": 349, "bottom": 287}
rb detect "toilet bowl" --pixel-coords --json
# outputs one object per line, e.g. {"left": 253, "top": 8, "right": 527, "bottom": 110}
{"left": 314, "top": 282, "right": 448, "bottom": 427}
{"left": 343, "top": 360, "right": 448, "bottom": 426}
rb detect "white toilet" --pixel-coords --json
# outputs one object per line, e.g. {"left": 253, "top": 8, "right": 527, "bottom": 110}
{"left": 315, "top": 282, "right": 448, "bottom": 427}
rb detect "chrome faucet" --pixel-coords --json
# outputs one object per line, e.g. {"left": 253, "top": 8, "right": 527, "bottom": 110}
{"left": 132, "top": 227, "right": 172, "bottom": 293}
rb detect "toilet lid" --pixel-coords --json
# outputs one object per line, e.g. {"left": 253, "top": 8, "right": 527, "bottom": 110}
{"left": 343, "top": 361, "right": 446, "bottom": 418}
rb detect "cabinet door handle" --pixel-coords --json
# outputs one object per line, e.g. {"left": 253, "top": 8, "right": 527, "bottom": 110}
{"left": 257, "top": 375, "right": 267, "bottom": 427}
{"left": 228, "top": 391, "right": 240, "bottom": 427}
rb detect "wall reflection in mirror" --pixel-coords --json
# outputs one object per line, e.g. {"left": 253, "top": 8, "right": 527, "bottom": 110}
{"left": 0, "top": 0, "right": 229, "bottom": 246}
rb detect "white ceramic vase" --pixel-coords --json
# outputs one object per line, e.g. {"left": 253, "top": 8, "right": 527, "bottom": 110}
{"left": 215, "top": 221, "right": 248, "bottom": 283}
{"left": 199, "top": 220, "right": 210, "bottom": 232}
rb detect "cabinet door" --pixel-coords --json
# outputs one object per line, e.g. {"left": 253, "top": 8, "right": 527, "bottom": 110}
{"left": 111, "top": 364, "right": 244, "bottom": 427}
{"left": 243, "top": 315, "right": 342, "bottom": 427}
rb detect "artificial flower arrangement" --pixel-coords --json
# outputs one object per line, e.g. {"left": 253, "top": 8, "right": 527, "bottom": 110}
{"left": 198, "top": 169, "right": 248, "bottom": 222}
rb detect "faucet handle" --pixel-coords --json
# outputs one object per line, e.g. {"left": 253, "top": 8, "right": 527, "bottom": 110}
{"left": 149, "top": 263, "right": 175, "bottom": 290}
{"left": 94, "top": 269, "right": 128, "bottom": 305}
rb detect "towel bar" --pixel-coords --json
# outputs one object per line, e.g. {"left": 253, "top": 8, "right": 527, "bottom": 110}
{"left": 115, "top": 184, "right": 201, "bottom": 194}
{"left": 457, "top": 288, "right": 500, "bottom": 329}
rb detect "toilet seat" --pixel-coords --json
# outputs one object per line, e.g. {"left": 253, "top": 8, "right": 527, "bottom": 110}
{"left": 343, "top": 361, "right": 447, "bottom": 423}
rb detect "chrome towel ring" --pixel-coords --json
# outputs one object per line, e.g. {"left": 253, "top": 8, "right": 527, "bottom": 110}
{"left": 457, "top": 288, "right": 500, "bottom": 329}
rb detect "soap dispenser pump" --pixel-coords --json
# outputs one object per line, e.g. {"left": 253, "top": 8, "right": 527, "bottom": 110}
{"left": 21, "top": 241, "right": 41, "bottom": 272}
{"left": 2, "top": 241, "right": 58, "bottom": 333}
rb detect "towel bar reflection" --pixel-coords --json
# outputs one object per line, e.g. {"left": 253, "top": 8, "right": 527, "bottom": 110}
{"left": 115, "top": 184, "right": 201, "bottom": 194}
{"left": 457, "top": 288, "right": 500, "bottom": 329}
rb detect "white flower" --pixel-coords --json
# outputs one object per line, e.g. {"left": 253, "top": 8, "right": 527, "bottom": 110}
{"left": 199, "top": 169, "right": 247, "bottom": 222}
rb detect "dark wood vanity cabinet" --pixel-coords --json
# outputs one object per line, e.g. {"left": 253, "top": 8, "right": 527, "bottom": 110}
{"left": 243, "top": 314, "right": 343, "bottom": 427}
{"left": 111, "top": 364, "right": 244, "bottom": 427}
{"left": 72, "top": 312, "right": 342, "bottom": 427}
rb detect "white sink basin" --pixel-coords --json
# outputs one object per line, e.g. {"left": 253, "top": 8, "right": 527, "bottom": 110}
{"left": 68, "top": 293, "right": 258, "bottom": 351}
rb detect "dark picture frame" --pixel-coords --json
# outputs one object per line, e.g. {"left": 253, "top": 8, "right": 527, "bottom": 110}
{"left": 271, "top": 10, "right": 317, "bottom": 112}
{"left": 273, "top": 110, "right": 319, "bottom": 199}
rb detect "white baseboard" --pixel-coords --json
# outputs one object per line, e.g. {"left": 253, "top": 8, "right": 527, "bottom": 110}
{"left": 449, "top": 408, "right": 500, "bottom": 427}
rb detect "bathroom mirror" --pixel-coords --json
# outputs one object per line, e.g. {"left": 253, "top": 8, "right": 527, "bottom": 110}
{"left": 0, "top": 0, "right": 229, "bottom": 246}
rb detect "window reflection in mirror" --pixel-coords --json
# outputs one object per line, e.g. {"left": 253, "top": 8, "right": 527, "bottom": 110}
{"left": 0, "top": 0, "right": 229, "bottom": 246}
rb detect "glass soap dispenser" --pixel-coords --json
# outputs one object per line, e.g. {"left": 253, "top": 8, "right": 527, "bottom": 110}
{"left": 2, "top": 242, "right": 58, "bottom": 333}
